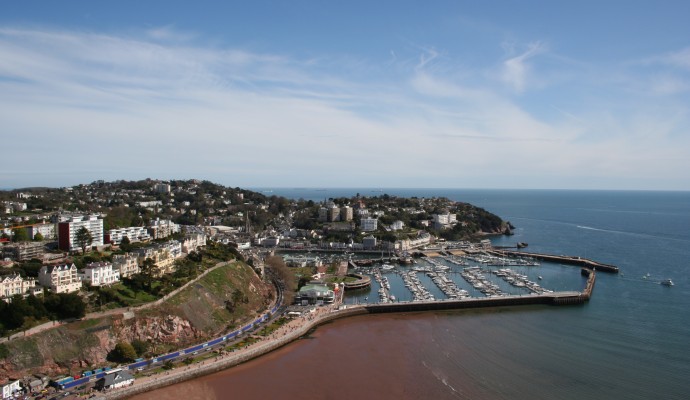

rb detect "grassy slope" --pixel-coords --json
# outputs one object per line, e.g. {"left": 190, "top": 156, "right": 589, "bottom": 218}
{"left": 1, "top": 261, "right": 273, "bottom": 376}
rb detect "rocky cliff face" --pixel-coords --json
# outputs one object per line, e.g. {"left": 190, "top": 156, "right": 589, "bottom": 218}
{"left": 0, "top": 314, "right": 202, "bottom": 383}
{"left": 114, "top": 314, "right": 203, "bottom": 345}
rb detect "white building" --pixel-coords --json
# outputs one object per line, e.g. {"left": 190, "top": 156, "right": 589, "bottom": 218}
{"left": 136, "top": 200, "right": 163, "bottom": 208}
{"left": 390, "top": 220, "right": 405, "bottom": 231}
{"left": 80, "top": 262, "right": 120, "bottom": 286}
{"left": 112, "top": 253, "right": 140, "bottom": 278}
{"left": 1, "top": 274, "right": 41, "bottom": 301}
{"left": 181, "top": 233, "right": 206, "bottom": 254}
{"left": 107, "top": 226, "right": 151, "bottom": 245}
{"left": 26, "top": 223, "right": 56, "bottom": 240}
{"left": 148, "top": 218, "right": 180, "bottom": 239}
{"left": 2, "top": 380, "right": 22, "bottom": 399}
{"left": 433, "top": 213, "right": 457, "bottom": 226}
{"left": 154, "top": 183, "right": 171, "bottom": 193}
{"left": 38, "top": 264, "right": 82, "bottom": 293}
{"left": 360, "top": 217, "right": 378, "bottom": 232}
{"left": 57, "top": 215, "right": 104, "bottom": 252}
{"left": 362, "top": 235, "right": 377, "bottom": 250}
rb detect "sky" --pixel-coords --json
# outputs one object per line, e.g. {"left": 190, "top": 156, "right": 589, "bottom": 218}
{"left": 1, "top": 1, "right": 689, "bottom": 190}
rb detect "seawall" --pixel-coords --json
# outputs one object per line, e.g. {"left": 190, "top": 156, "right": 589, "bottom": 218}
{"left": 103, "top": 307, "right": 368, "bottom": 399}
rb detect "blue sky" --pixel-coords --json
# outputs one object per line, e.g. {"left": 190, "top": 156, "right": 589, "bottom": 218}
{"left": 2, "top": 1, "right": 689, "bottom": 190}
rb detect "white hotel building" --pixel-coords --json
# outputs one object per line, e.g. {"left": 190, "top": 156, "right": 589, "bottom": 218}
{"left": 79, "top": 262, "right": 120, "bottom": 286}
{"left": 38, "top": 264, "right": 82, "bottom": 293}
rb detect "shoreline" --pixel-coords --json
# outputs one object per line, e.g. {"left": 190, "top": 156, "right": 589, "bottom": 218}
{"left": 104, "top": 305, "right": 368, "bottom": 399}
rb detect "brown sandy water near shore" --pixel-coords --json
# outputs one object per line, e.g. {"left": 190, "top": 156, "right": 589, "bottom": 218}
{"left": 128, "top": 308, "right": 554, "bottom": 400}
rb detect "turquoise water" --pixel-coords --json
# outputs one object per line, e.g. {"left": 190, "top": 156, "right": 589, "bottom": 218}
{"left": 257, "top": 188, "right": 690, "bottom": 399}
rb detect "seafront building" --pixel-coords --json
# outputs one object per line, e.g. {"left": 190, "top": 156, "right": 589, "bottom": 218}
{"left": 38, "top": 264, "right": 82, "bottom": 293}
{"left": 79, "top": 262, "right": 120, "bottom": 286}
{"left": 294, "top": 281, "right": 335, "bottom": 305}
{"left": 57, "top": 214, "right": 104, "bottom": 252}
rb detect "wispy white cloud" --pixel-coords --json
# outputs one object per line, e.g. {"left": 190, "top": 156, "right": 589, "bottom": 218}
{"left": 499, "top": 41, "right": 546, "bottom": 93}
{"left": 0, "top": 26, "right": 688, "bottom": 190}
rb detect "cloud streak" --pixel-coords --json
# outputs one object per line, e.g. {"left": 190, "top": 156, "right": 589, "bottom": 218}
{"left": 0, "top": 26, "right": 688, "bottom": 190}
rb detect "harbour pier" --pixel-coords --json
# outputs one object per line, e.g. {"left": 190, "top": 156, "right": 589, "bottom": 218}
{"left": 491, "top": 249, "right": 619, "bottom": 273}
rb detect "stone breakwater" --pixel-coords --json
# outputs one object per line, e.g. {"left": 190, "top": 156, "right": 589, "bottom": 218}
{"left": 103, "top": 307, "right": 369, "bottom": 399}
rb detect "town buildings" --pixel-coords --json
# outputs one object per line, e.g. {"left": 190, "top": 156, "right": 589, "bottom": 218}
{"left": 2, "top": 380, "right": 22, "bottom": 399}
{"left": 26, "top": 222, "right": 56, "bottom": 240}
{"left": 38, "top": 264, "right": 82, "bottom": 293}
{"left": 360, "top": 217, "right": 378, "bottom": 232}
{"left": 57, "top": 214, "right": 104, "bottom": 252}
{"left": 340, "top": 206, "right": 353, "bottom": 221}
{"left": 1, "top": 242, "right": 45, "bottom": 262}
{"left": 79, "top": 262, "right": 120, "bottom": 286}
{"left": 433, "top": 213, "right": 457, "bottom": 230}
{"left": 362, "top": 235, "right": 377, "bottom": 250}
{"left": 1, "top": 274, "right": 41, "bottom": 301}
{"left": 112, "top": 253, "right": 140, "bottom": 278}
{"left": 106, "top": 226, "right": 151, "bottom": 245}
{"left": 148, "top": 218, "right": 180, "bottom": 239}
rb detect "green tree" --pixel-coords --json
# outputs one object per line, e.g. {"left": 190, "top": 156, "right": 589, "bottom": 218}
{"left": 74, "top": 226, "right": 93, "bottom": 254}
{"left": 131, "top": 339, "right": 148, "bottom": 357}
{"left": 44, "top": 293, "right": 86, "bottom": 320}
{"left": 0, "top": 343, "right": 9, "bottom": 359}
{"left": 109, "top": 342, "right": 137, "bottom": 363}
{"left": 33, "top": 232, "right": 44, "bottom": 241}
{"left": 140, "top": 258, "right": 160, "bottom": 291}
{"left": 119, "top": 236, "right": 131, "bottom": 252}
{"left": 12, "top": 228, "right": 29, "bottom": 242}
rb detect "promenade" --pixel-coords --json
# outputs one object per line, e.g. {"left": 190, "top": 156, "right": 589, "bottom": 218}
{"left": 104, "top": 302, "right": 366, "bottom": 399}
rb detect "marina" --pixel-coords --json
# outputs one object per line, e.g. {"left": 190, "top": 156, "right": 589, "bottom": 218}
{"left": 345, "top": 251, "right": 591, "bottom": 306}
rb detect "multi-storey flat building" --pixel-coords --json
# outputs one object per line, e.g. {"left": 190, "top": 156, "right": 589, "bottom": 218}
{"left": 112, "top": 253, "right": 140, "bottom": 278}
{"left": 80, "top": 262, "right": 120, "bottom": 286}
{"left": 340, "top": 206, "right": 353, "bottom": 221}
{"left": 148, "top": 218, "right": 180, "bottom": 239}
{"left": 27, "top": 222, "right": 57, "bottom": 240}
{"left": 154, "top": 183, "right": 171, "bottom": 193}
{"left": 360, "top": 217, "right": 378, "bottom": 232}
{"left": 57, "top": 215, "right": 104, "bottom": 252}
{"left": 107, "top": 226, "right": 152, "bottom": 245}
{"left": 135, "top": 241, "right": 181, "bottom": 276}
{"left": 1, "top": 274, "right": 41, "bottom": 301}
{"left": 1, "top": 241, "right": 45, "bottom": 261}
{"left": 433, "top": 213, "right": 457, "bottom": 229}
{"left": 38, "top": 264, "right": 82, "bottom": 293}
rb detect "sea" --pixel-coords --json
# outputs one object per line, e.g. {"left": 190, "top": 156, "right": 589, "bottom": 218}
{"left": 132, "top": 189, "right": 690, "bottom": 400}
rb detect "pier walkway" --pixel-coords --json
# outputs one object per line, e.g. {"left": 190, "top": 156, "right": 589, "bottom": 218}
{"left": 491, "top": 250, "right": 619, "bottom": 273}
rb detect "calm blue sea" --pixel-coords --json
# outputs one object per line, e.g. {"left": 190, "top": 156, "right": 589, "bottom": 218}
{"left": 253, "top": 188, "right": 690, "bottom": 399}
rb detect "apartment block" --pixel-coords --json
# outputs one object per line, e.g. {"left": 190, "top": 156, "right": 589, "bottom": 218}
{"left": 57, "top": 215, "right": 104, "bottom": 252}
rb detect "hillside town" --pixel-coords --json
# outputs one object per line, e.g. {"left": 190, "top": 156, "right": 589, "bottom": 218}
{"left": 0, "top": 180, "right": 508, "bottom": 398}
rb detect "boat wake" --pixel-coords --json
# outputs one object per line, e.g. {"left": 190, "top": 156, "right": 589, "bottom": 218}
{"left": 576, "top": 225, "right": 690, "bottom": 243}
{"left": 422, "top": 361, "right": 461, "bottom": 397}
